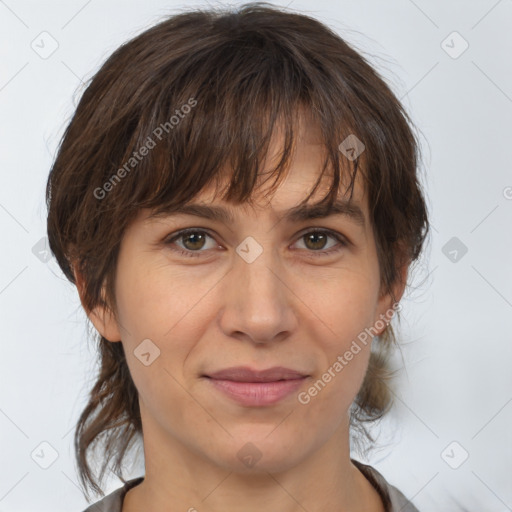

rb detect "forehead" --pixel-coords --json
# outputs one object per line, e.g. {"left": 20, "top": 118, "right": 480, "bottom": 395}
{"left": 141, "top": 115, "right": 370, "bottom": 227}
{"left": 140, "top": 166, "right": 369, "bottom": 238}
{"left": 190, "top": 162, "right": 365, "bottom": 219}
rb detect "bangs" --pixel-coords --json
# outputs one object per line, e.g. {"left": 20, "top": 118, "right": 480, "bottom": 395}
{"left": 99, "top": 20, "right": 366, "bottom": 218}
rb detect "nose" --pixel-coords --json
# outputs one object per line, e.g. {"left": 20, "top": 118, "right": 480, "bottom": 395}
{"left": 217, "top": 241, "right": 298, "bottom": 345}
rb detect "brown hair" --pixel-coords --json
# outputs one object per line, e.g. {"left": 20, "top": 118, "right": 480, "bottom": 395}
{"left": 45, "top": 1, "right": 430, "bottom": 500}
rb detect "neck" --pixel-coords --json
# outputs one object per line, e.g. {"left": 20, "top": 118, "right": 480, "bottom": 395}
{"left": 123, "top": 402, "right": 384, "bottom": 512}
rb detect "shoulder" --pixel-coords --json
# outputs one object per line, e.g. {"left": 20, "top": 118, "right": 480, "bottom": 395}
{"left": 80, "top": 477, "right": 144, "bottom": 512}
{"left": 351, "top": 458, "right": 420, "bottom": 512}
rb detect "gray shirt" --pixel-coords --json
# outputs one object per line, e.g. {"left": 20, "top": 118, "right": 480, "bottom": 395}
{"left": 81, "top": 459, "right": 419, "bottom": 512}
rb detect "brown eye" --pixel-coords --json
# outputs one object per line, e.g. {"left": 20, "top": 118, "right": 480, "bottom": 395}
{"left": 303, "top": 232, "right": 329, "bottom": 250}
{"left": 165, "top": 229, "right": 217, "bottom": 258}
{"left": 294, "top": 229, "right": 347, "bottom": 256}
{"left": 181, "top": 232, "right": 207, "bottom": 250}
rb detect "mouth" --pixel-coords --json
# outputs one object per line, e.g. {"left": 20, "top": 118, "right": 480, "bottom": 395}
{"left": 202, "top": 366, "right": 309, "bottom": 406}
{"left": 203, "top": 366, "right": 309, "bottom": 382}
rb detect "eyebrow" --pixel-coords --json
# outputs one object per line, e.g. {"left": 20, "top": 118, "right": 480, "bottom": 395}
{"left": 149, "top": 198, "right": 366, "bottom": 229}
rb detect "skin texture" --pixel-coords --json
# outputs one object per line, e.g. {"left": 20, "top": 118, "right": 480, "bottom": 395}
{"left": 76, "top": 122, "right": 406, "bottom": 512}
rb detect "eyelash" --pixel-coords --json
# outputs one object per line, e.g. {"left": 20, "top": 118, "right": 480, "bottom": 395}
{"left": 164, "top": 228, "right": 348, "bottom": 259}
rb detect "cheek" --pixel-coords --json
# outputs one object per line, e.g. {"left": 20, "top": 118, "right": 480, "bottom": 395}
{"left": 298, "top": 267, "right": 379, "bottom": 346}
{"left": 125, "top": 354, "right": 208, "bottom": 450}
{"left": 307, "top": 342, "right": 372, "bottom": 405}
{"left": 114, "top": 260, "right": 216, "bottom": 397}
{"left": 294, "top": 269, "right": 377, "bottom": 407}
{"left": 114, "top": 256, "right": 211, "bottom": 339}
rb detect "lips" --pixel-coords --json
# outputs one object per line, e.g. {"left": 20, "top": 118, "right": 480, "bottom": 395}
{"left": 203, "top": 366, "right": 309, "bottom": 406}
{"left": 204, "top": 366, "right": 308, "bottom": 382}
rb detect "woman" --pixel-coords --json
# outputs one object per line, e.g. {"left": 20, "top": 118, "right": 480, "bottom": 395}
{"left": 46, "top": 3, "right": 430, "bottom": 511}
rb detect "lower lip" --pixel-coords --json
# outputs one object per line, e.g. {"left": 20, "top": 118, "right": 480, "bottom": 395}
{"left": 205, "top": 377, "right": 307, "bottom": 406}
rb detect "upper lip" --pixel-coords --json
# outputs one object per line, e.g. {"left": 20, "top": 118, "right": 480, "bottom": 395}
{"left": 204, "top": 366, "right": 308, "bottom": 382}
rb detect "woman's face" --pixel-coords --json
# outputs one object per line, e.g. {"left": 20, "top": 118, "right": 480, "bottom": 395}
{"left": 85, "top": 131, "right": 405, "bottom": 475}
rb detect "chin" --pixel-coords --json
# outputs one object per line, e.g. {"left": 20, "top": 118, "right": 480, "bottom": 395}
{"left": 207, "top": 431, "right": 309, "bottom": 475}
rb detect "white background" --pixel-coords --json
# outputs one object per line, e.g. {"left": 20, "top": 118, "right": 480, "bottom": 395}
{"left": 1, "top": 1, "right": 511, "bottom": 511}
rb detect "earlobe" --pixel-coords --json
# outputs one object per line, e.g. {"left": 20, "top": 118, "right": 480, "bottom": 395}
{"left": 73, "top": 265, "right": 122, "bottom": 343}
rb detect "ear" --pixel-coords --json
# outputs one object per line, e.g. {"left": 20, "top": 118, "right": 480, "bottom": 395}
{"left": 73, "top": 265, "right": 122, "bottom": 343}
{"left": 372, "top": 256, "right": 409, "bottom": 337}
